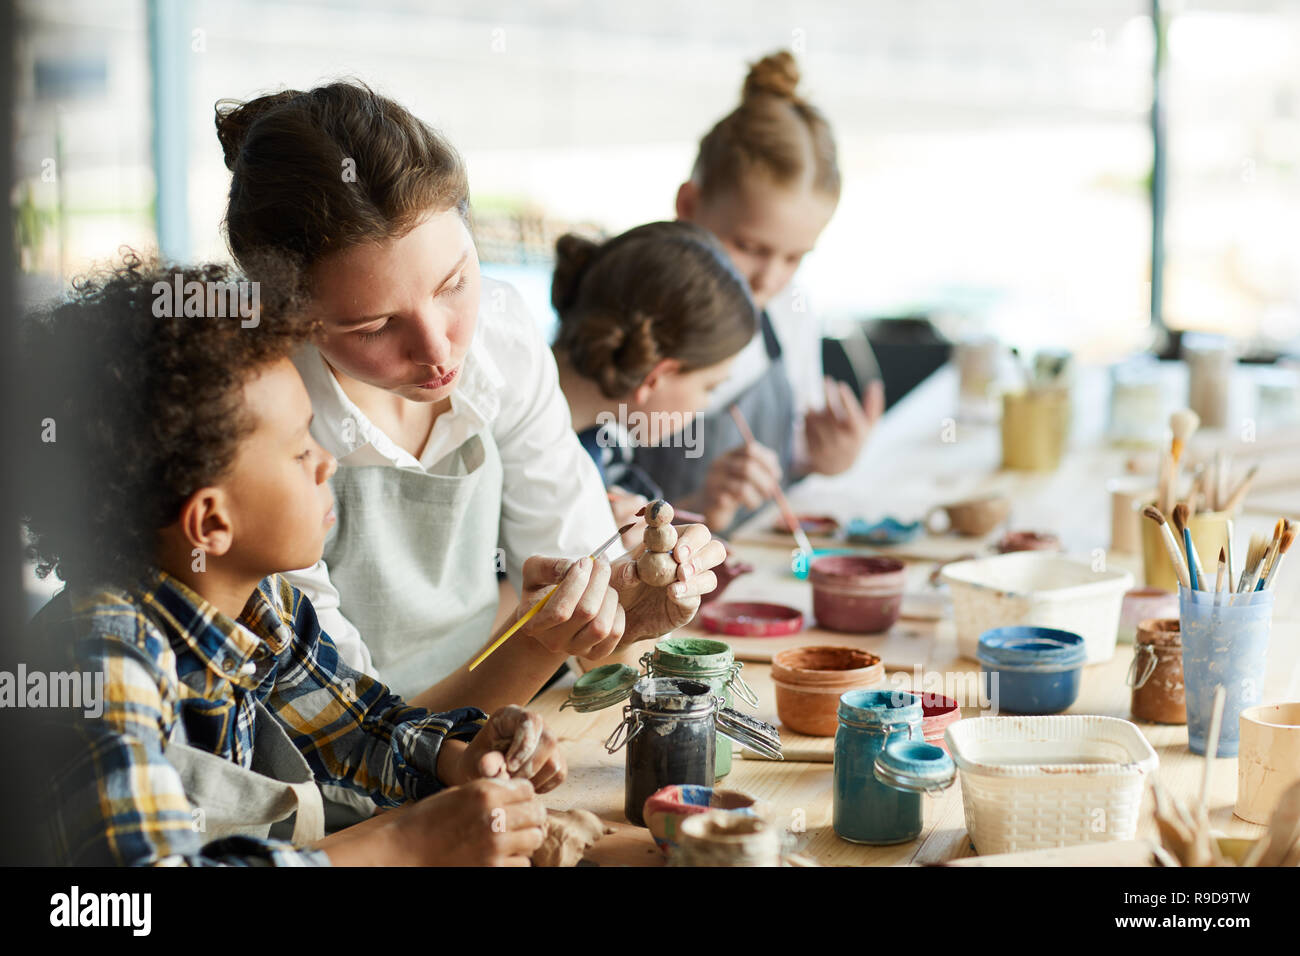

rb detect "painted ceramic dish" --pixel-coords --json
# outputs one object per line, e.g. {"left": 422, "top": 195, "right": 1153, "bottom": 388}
{"left": 846, "top": 516, "right": 924, "bottom": 545}
{"left": 642, "top": 784, "right": 761, "bottom": 854}
{"left": 700, "top": 601, "right": 804, "bottom": 637}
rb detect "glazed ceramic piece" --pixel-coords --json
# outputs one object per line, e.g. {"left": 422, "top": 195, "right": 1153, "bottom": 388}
{"left": 926, "top": 495, "right": 1011, "bottom": 537}
{"left": 642, "top": 784, "right": 761, "bottom": 854}
{"left": 845, "top": 516, "right": 924, "bottom": 545}
{"left": 771, "top": 645, "right": 885, "bottom": 736}
{"left": 700, "top": 601, "right": 804, "bottom": 638}
{"left": 1128, "top": 618, "right": 1185, "bottom": 725}
{"left": 996, "top": 530, "right": 1061, "bottom": 553}
{"left": 771, "top": 514, "right": 840, "bottom": 537}
{"left": 809, "top": 555, "right": 906, "bottom": 634}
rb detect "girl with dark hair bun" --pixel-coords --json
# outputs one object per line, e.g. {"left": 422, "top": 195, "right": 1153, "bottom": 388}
{"left": 635, "top": 51, "right": 886, "bottom": 533}
{"left": 551, "top": 221, "right": 758, "bottom": 538}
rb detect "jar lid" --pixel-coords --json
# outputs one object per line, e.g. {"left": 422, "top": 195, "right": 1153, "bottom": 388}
{"left": 560, "top": 663, "right": 639, "bottom": 713}
{"left": 715, "top": 707, "right": 784, "bottom": 761}
{"left": 873, "top": 740, "right": 956, "bottom": 794}
{"left": 977, "top": 626, "right": 1087, "bottom": 671}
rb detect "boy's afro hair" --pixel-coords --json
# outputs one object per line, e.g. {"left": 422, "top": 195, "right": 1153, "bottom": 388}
{"left": 17, "top": 250, "right": 318, "bottom": 588}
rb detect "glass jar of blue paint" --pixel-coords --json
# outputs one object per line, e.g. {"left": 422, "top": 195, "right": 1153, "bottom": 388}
{"left": 833, "top": 689, "right": 955, "bottom": 844}
{"left": 977, "top": 626, "right": 1087, "bottom": 714}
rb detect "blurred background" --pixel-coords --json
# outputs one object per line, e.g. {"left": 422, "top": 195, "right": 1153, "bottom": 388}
{"left": 11, "top": 0, "right": 1300, "bottom": 363}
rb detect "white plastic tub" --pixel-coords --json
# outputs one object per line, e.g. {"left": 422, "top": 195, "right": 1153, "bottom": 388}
{"left": 941, "top": 552, "right": 1133, "bottom": 663}
{"left": 945, "top": 715, "right": 1159, "bottom": 855}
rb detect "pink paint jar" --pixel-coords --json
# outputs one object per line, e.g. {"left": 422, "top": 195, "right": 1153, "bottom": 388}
{"left": 809, "top": 556, "right": 906, "bottom": 633}
{"left": 1116, "top": 587, "right": 1178, "bottom": 644}
{"left": 918, "top": 693, "right": 961, "bottom": 754}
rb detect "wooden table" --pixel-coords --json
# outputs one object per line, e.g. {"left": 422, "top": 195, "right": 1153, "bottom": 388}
{"left": 533, "top": 364, "right": 1300, "bottom": 866}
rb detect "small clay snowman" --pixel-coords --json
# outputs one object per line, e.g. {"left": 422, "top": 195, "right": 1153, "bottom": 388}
{"left": 636, "top": 499, "right": 679, "bottom": 588}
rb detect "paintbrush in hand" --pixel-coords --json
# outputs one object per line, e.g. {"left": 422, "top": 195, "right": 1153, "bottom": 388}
{"left": 1142, "top": 505, "right": 1191, "bottom": 589}
{"left": 467, "top": 522, "right": 635, "bottom": 671}
{"left": 728, "top": 404, "right": 813, "bottom": 558}
{"left": 1173, "top": 503, "right": 1205, "bottom": 590}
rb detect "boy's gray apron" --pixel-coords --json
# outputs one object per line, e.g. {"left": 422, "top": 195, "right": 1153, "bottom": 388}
{"left": 633, "top": 311, "right": 795, "bottom": 536}
{"left": 318, "top": 431, "right": 504, "bottom": 829}
{"left": 164, "top": 699, "right": 325, "bottom": 846}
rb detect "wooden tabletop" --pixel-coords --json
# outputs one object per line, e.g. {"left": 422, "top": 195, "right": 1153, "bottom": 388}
{"left": 533, "top": 363, "right": 1300, "bottom": 866}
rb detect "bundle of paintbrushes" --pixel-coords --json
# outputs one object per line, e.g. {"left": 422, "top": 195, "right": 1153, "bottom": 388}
{"left": 1153, "top": 408, "right": 1262, "bottom": 519}
{"left": 1141, "top": 503, "right": 1293, "bottom": 603}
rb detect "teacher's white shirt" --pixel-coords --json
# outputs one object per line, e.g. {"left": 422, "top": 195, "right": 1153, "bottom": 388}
{"left": 285, "top": 276, "right": 617, "bottom": 681}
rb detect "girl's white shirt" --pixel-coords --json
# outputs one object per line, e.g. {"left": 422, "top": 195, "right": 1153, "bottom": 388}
{"left": 285, "top": 276, "right": 617, "bottom": 680}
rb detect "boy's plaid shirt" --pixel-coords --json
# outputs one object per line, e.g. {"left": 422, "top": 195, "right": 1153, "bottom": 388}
{"left": 34, "top": 570, "right": 486, "bottom": 866}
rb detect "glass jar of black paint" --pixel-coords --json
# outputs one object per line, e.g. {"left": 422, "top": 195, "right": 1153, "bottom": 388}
{"left": 593, "top": 674, "right": 783, "bottom": 827}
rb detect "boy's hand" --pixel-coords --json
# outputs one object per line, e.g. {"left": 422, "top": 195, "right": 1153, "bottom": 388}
{"left": 607, "top": 522, "right": 723, "bottom": 647}
{"left": 458, "top": 705, "right": 566, "bottom": 794}
{"left": 514, "top": 554, "right": 626, "bottom": 660}
{"left": 393, "top": 778, "right": 545, "bottom": 866}
{"left": 803, "top": 378, "right": 884, "bottom": 477}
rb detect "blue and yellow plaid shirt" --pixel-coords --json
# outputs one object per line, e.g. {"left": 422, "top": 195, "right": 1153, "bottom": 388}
{"left": 34, "top": 569, "right": 486, "bottom": 866}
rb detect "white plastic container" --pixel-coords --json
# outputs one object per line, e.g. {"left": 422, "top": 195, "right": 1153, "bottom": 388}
{"left": 945, "top": 715, "right": 1159, "bottom": 855}
{"left": 941, "top": 552, "right": 1133, "bottom": 663}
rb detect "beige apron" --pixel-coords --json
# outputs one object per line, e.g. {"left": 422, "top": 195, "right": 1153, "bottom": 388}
{"left": 321, "top": 430, "right": 504, "bottom": 701}
{"left": 164, "top": 700, "right": 325, "bottom": 846}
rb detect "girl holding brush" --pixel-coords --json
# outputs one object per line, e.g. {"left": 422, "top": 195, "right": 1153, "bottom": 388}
{"left": 632, "top": 50, "right": 886, "bottom": 534}
{"left": 214, "top": 84, "right": 726, "bottom": 771}
{"left": 551, "top": 221, "right": 759, "bottom": 544}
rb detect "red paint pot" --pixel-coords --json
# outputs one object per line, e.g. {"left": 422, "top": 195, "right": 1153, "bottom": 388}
{"left": 809, "top": 556, "right": 905, "bottom": 633}
{"left": 771, "top": 645, "right": 885, "bottom": 736}
{"left": 700, "top": 601, "right": 804, "bottom": 637}
{"left": 917, "top": 693, "right": 961, "bottom": 754}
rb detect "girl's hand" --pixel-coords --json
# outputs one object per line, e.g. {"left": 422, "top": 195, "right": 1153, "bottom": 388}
{"left": 694, "top": 443, "right": 782, "bottom": 531}
{"left": 608, "top": 521, "right": 725, "bottom": 646}
{"left": 804, "top": 378, "right": 884, "bottom": 477}
{"left": 513, "top": 554, "right": 626, "bottom": 660}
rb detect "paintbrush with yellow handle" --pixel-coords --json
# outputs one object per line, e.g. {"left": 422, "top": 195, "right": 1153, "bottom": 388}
{"left": 467, "top": 522, "right": 635, "bottom": 671}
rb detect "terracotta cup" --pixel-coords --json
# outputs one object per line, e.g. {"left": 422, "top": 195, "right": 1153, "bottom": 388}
{"left": 1236, "top": 702, "right": 1300, "bottom": 825}
{"left": 926, "top": 494, "right": 1011, "bottom": 537}
{"left": 771, "top": 645, "right": 885, "bottom": 737}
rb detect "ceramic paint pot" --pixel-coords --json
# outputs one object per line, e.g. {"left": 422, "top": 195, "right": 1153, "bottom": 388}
{"left": 642, "top": 636, "right": 757, "bottom": 779}
{"left": 1235, "top": 702, "right": 1300, "bottom": 825}
{"left": 977, "top": 626, "right": 1087, "bottom": 715}
{"left": 996, "top": 530, "right": 1061, "bottom": 553}
{"left": 772, "top": 514, "right": 839, "bottom": 537}
{"left": 1117, "top": 587, "right": 1179, "bottom": 644}
{"left": 925, "top": 495, "right": 1011, "bottom": 537}
{"left": 918, "top": 693, "right": 961, "bottom": 754}
{"left": 700, "top": 601, "right": 804, "bottom": 638}
{"left": 1140, "top": 504, "right": 1229, "bottom": 593}
{"left": 809, "top": 555, "right": 905, "bottom": 633}
{"left": 833, "top": 689, "right": 955, "bottom": 845}
{"left": 641, "top": 784, "right": 761, "bottom": 854}
{"left": 1127, "top": 618, "right": 1185, "bottom": 725}
{"left": 771, "top": 645, "right": 885, "bottom": 736}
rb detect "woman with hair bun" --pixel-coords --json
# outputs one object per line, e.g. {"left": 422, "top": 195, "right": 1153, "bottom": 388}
{"left": 634, "top": 50, "right": 886, "bottom": 533}
{"left": 550, "top": 221, "right": 758, "bottom": 538}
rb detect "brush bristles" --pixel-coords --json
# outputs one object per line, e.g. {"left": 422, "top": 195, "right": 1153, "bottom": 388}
{"left": 1280, "top": 528, "right": 1296, "bottom": 555}
{"left": 1172, "top": 502, "right": 1190, "bottom": 535}
{"left": 1142, "top": 505, "right": 1167, "bottom": 525}
{"left": 1245, "top": 535, "right": 1269, "bottom": 571}
{"left": 1170, "top": 408, "right": 1200, "bottom": 442}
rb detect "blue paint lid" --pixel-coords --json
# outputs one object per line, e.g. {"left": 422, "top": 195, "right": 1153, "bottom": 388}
{"left": 977, "top": 626, "right": 1088, "bottom": 672}
{"left": 873, "top": 740, "right": 956, "bottom": 794}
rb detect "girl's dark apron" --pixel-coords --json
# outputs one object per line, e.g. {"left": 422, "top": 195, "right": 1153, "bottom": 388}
{"left": 631, "top": 311, "right": 795, "bottom": 535}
